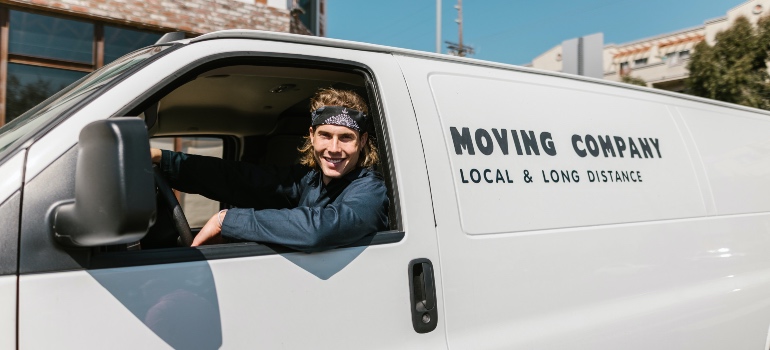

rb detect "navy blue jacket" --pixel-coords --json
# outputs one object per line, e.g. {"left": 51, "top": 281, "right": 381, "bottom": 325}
{"left": 160, "top": 150, "right": 389, "bottom": 252}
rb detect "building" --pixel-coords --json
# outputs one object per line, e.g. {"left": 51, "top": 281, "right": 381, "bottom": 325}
{"left": 529, "top": 0, "right": 770, "bottom": 92}
{"left": 0, "top": 0, "right": 326, "bottom": 126}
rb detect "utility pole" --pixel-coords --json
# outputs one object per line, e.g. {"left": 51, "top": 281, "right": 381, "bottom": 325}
{"left": 445, "top": 0, "right": 474, "bottom": 57}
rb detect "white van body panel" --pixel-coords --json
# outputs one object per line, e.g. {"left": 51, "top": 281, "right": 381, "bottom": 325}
{"left": 19, "top": 39, "right": 445, "bottom": 349}
{"left": 19, "top": 271, "right": 170, "bottom": 349}
{"left": 0, "top": 151, "right": 24, "bottom": 205}
{"left": 0, "top": 154, "right": 21, "bottom": 350}
{"left": 675, "top": 105, "right": 770, "bottom": 215}
{"left": 0, "top": 276, "right": 16, "bottom": 350}
{"left": 425, "top": 72, "right": 704, "bottom": 234}
{"left": 396, "top": 53, "right": 770, "bottom": 349}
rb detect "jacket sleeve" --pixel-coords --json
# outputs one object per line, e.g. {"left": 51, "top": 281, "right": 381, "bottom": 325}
{"left": 220, "top": 175, "right": 389, "bottom": 252}
{"left": 159, "top": 150, "right": 308, "bottom": 208}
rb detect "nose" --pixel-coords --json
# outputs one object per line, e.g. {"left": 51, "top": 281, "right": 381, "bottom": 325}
{"left": 328, "top": 137, "right": 341, "bottom": 152}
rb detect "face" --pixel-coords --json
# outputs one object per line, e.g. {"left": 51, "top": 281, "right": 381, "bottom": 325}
{"left": 310, "top": 124, "right": 367, "bottom": 184}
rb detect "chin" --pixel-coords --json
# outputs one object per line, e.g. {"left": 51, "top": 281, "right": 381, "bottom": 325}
{"left": 323, "top": 171, "right": 343, "bottom": 179}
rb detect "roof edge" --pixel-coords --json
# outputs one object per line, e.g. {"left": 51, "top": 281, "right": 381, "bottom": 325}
{"left": 189, "top": 29, "right": 770, "bottom": 117}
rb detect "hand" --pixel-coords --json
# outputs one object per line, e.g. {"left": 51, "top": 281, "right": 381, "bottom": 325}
{"left": 192, "top": 211, "right": 226, "bottom": 246}
{"left": 150, "top": 148, "right": 162, "bottom": 164}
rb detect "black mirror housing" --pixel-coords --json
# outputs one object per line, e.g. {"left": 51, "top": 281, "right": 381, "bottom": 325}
{"left": 53, "top": 118, "right": 156, "bottom": 247}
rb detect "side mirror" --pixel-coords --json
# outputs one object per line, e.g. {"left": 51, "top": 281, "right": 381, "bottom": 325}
{"left": 53, "top": 118, "right": 156, "bottom": 247}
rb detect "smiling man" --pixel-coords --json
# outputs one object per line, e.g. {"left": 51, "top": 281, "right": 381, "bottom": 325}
{"left": 150, "top": 88, "right": 389, "bottom": 251}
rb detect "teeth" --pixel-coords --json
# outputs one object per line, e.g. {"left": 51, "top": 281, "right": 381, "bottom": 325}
{"left": 325, "top": 158, "right": 343, "bottom": 164}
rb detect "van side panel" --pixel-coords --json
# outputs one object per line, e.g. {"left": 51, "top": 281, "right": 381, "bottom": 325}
{"left": 397, "top": 54, "right": 770, "bottom": 349}
{"left": 0, "top": 192, "right": 20, "bottom": 276}
{"left": 0, "top": 276, "right": 17, "bottom": 350}
{"left": 0, "top": 194, "right": 20, "bottom": 350}
{"left": 0, "top": 153, "right": 23, "bottom": 350}
{"left": 0, "top": 151, "right": 24, "bottom": 275}
{"left": 674, "top": 105, "right": 770, "bottom": 348}
{"left": 676, "top": 106, "right": 770, "bottom": 215}
{"left": 427, "top": 73, "right": 703, "bottom": 234}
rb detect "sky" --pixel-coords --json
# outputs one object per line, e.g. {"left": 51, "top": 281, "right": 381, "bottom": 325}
{"left": 326, "top": 0, "right": 748, "bottom": 66}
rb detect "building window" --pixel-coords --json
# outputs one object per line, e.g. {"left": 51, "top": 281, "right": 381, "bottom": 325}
{"left": 663, "top": 50, "right": 690, "bottom": 67}
{"left": 620, "top": 61, "right": 630, "bottom": 75}
{"left": 633, "top": 58, "right": 648, "bottom": 67}
{"left": 0, "top": 6, "right": 163, "bottom": 125}
{"left": 9, "top": 10, "right": 94, "bottom": 63}
{"left": 297, "top": 0, "right": 318, "bottom": 35}
{"left": 5, "top": 63, "right": 87, "bottom": 122}
{"left": 104, "top": 26, "right": 161, "bottom": 64}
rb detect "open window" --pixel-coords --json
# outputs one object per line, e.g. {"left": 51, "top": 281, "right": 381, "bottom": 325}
{"left": 101, "top": 56, "right": 402, "bottom": 262}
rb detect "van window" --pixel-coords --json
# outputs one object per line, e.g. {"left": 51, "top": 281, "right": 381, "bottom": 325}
{"left": 124, "top": 58, "right": 399, "bottom": 258}
{"left": 150, "top": 137, "right": 224, "bottom": 227}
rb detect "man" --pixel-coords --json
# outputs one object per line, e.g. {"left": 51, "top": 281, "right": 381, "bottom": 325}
{"left": 150, "top": 88, "right": 388, "bottom": 251}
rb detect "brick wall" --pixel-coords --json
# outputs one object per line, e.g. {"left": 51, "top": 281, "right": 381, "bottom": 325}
{"left": 1, "top": 0, "right": 291, "bottom": 34}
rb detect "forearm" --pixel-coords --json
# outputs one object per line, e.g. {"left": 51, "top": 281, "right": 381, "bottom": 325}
{"left": 221, "top": 195, "right": 387, "bottom": 252}
{"left": 157, "top": 150, "right": 305, "bottom": 207}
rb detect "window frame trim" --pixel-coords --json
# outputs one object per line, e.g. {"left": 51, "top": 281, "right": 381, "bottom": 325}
{"left": 89, "top": 230, "right": 406, "bottom": 270}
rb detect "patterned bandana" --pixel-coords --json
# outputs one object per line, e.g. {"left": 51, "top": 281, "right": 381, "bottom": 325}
{"left": 310, "top": 106, "right": 368, "bottom": 133}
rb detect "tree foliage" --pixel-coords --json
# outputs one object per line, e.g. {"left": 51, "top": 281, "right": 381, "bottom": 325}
{"left": 621, "top": 75, "right": 647, "bottom": 87}
{"left": 686, "top": 15, "right": 770, "bottom": 109}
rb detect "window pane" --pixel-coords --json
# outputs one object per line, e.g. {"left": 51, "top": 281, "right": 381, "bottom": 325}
{"left": 6, "top": 63, "right": 87, "bottom": 122}
{"left": 298, "top": 0, "right": 316, "bottom": 34}
{"left": 150, "top": 137, "right": 224, "bottom": 228}
{"left": 9, "top": 10, "right": 94, "bottom": 63}
{"left": 104, "top": 26, "right": 162, "bottom": 64}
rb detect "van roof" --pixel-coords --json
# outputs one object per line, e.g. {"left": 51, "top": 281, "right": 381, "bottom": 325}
{"left": 191, "top": 29, "right": 770, "bottom": 116}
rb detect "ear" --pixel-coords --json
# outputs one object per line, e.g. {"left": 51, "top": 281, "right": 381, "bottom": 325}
{"left": 360, "top": 132, "right": 368, "bottom": 150}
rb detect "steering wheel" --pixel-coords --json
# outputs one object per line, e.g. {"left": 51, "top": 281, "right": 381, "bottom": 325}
{"left": 153, "top": 167, "right": 194, "bottom": 246}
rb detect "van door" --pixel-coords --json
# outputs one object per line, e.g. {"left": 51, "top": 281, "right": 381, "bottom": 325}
{"left": 395, "top": 54, "right": 765, "bottom": 349}
{"left": 17, "top": 39, "right": 445, "bottom": 349}
{"left": 0, "top": 150, "right": 23, "bottom": 350}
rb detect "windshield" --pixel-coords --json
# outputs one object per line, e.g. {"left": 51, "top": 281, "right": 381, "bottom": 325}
{"left": 0, "top": 45, "right": 171, "bottom": 157}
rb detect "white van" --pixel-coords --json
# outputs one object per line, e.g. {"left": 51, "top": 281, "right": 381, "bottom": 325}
{"left": 1, "top": 30, "right": 770, "bottom": 349}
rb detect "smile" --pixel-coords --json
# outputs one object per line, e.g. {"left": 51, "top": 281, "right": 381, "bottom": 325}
{"left": 324, "top": 157, "right": 345, "bottom": 164}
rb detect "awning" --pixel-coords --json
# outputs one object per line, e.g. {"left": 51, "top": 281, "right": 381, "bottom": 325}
{"left": 657, "top": 34, "right": 704, "bottom": 55}
{"left": 613, "top": 45, "right": 651, "bottom": 63}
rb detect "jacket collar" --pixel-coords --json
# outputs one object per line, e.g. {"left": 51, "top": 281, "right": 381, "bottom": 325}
{"left": 311, "top": 167, "right": 368, "bottom": 188}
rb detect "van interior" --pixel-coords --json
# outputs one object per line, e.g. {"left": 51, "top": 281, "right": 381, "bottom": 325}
{"left": 125, "top": 58, "right": 395, "bottom": 251}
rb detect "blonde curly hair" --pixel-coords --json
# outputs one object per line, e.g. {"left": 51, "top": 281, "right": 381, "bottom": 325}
{"left": 299, "top": 88, "right": 380, "bottom": 169}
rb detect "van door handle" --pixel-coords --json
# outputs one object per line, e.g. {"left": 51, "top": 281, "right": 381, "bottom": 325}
{"left": 408, "top": 258, "right": 438, "bottom": 333}
{"left": 418, "top": 262, "right": 436, "bottom": 310}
